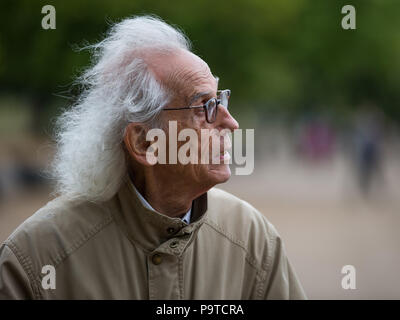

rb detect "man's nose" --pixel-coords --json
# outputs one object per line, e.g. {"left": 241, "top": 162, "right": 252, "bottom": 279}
{"left": 215, "top": 105, "right": 239, "bottom": 131}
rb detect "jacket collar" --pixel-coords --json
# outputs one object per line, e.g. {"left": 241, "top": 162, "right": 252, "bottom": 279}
{"left": 110, "top": 173, "right": 208, "bottom": 252}
{"left": 131, "top": 180, "right": 192, "bottom": 224}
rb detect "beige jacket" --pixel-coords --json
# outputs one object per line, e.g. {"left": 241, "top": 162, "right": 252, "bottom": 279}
{"left": 0, "top": 175, "right": 306, "bottom": 299}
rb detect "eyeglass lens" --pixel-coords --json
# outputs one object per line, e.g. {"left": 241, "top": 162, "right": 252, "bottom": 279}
{"left": 205, "top": 91, "right": 231, "bottom": 123}
{"left": 206, "top": 98, "right": 217, "bottom": 123}
{"left": 219, "top": 90, "right": 230, "bottom": 108}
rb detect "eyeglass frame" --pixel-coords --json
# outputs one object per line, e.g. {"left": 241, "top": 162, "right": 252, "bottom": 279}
{"left": 162, "top": 89, "right": 231, "bottom": 123}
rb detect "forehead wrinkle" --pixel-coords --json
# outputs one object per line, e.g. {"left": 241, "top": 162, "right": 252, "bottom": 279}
{"left": 166, "top": 64, "right": 215, "bottom": 104}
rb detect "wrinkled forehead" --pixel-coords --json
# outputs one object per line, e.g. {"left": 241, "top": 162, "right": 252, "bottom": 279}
{"left": 147, "top": 49, "right": 218, "bottom": 102}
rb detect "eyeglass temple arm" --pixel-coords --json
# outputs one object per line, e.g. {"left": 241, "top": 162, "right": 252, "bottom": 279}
{"left": 163, "top": 105, "right": 205, "bottom": 111}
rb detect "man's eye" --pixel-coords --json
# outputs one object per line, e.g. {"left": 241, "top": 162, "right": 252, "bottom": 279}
{"left": 202, "top": 95, "right": 215, "bottom": 102}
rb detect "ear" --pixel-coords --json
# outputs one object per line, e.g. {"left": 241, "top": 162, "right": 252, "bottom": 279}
{"left": 123, "top": 122, "right": 153, "bottom": 166}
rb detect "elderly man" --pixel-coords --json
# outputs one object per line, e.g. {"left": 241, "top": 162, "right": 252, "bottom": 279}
{"left": 0, "top": 16, "right": 306, "bottom": 299}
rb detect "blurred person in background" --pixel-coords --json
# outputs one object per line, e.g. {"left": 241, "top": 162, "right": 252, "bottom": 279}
{"left": 353, "top": 106, "right": 384, "bottom": 196}
{"left": 296, "top": 115, "right": 336, "bottom": 164}
{"left": 0, "top": 16, "right": 305, "bottom": 300}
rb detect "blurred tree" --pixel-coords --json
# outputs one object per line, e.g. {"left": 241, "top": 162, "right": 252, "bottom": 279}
{"left": 0, "top": 0, "right": 399, "bottom": 132}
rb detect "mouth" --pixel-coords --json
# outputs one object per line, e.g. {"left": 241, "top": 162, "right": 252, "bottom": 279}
{"left": 218, "top": 151, "right": 231, "bottom": 163}
{"left": 210, "top": 134, "right": 232, "bottom": 164}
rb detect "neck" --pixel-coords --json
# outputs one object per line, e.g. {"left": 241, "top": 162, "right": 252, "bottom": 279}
{"left": 128, "top": 165, "right": 205, "bottom": 219}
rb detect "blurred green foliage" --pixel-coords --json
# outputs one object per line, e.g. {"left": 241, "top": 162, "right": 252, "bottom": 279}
{"left": 0, "top": 0, "right": 399, "bottom": 131}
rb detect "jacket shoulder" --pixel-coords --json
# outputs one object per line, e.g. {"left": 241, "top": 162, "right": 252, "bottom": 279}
{"left": 205, "top": 188, "right": 281, "bottom": 271}
{"left": 3, "top": 196, "right": 113, "bottom": 276}
{"left": 205, "top": 187, "right": 278, "bottom": 237}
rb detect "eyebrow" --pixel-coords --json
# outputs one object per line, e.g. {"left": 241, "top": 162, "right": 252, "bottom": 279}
{"left": 187, "top": 91, "right": 213, "bottom": 106}
{"left": 186, "top": 76, "right": 219, "bottom": 106}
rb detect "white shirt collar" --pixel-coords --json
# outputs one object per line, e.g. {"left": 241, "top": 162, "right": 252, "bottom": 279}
{"left": 132, "top": 184, "right": 192, "bottom": 224}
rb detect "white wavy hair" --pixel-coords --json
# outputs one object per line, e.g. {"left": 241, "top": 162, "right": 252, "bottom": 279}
{"left": 51, "top": 16, "right": 191, "bottom": 202}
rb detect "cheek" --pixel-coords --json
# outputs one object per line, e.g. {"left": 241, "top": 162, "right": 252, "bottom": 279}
{"left": 190, "top": 112, "right": 208, "bottom": 129}
{"left": 175, "top": 118, "right": 215, "bottom": 172}
{"left": 193, "top": 164, "right": 215, "bottom": 184}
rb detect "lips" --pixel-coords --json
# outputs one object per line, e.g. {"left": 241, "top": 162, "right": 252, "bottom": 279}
{"left": 208, "top": 132, "right": 232, "bottom": 163}
{"left": 218, "top": 136, "right": 232, "bottom": 163}
{"left": 220, "top": 151, "right": 231, "bottom": 162}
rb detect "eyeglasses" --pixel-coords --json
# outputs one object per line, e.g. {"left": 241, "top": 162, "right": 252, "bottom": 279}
{"left": 162, "top": 89, "right": 231, "bottom": 123}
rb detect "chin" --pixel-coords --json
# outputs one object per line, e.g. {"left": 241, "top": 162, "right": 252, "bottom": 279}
{"left": 208, "top": 164, "right": 231, "bottom": 185}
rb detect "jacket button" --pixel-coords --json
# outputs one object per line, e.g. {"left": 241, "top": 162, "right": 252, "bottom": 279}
{"left": 169, "top": 241, "right": 179, "bottom": 248}
{"left": 152, "top": 254, "right": 163, "bottom": 265}
{"left": 167, "top": 227, "right": 175, "bottom": 234}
